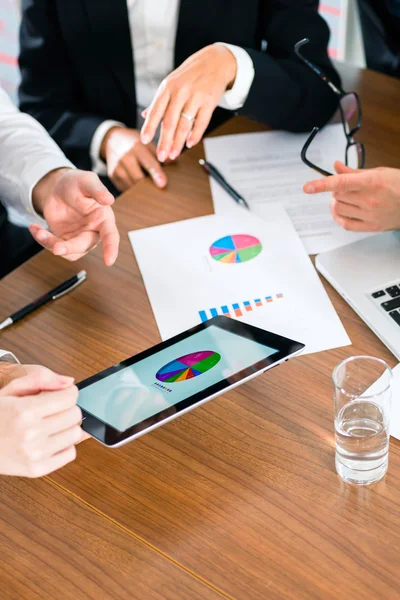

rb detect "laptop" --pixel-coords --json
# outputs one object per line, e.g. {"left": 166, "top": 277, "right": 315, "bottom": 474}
{"left": 316, "top": 231, "right": 400, "bottom": 359}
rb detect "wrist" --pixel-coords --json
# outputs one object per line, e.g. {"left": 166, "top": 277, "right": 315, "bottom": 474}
{"left": 100, "top": 126, "right": 124, "bottom": 161}
{"left": 213, "top": 44, "right": 237, "bottom": 90}
{"left": 32, "top": 167, "right": 72, "bottom": 216}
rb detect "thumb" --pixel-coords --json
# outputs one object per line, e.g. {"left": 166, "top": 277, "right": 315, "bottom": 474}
{"left": 334, "top": 160, "right": 356, "bottom": 175}
{"left": 78, "top": 172, "right": 115, "bottom": 206}
{"left": 1, "top": 369, "right": 74, "bottom": 397}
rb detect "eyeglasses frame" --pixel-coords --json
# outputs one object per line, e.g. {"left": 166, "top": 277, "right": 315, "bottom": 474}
{"left": 294, "top": 37, "right": 365, "bottom": 177}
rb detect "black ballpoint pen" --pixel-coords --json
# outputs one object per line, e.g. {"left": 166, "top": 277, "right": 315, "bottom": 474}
{"left": 199, "top": 158, "right": 250, "bottom": 210}
{"left": 0, "top": 270, "right": 87, "bottom": 331}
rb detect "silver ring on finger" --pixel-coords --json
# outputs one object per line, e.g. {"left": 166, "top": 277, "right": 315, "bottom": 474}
{"left": 180, "top": 112, "right": 195, "bottom": 122}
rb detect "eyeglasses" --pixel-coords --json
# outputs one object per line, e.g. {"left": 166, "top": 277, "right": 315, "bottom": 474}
{"left": 294, "top": 37, "right": 365, "bottom": 177}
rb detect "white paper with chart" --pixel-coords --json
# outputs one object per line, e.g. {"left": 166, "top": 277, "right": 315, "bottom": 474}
{"left": 129, "top": 205, "right": 350, "bottom": 355}
{"left": 203, "top": 124, "right": 372, "bottom": 255}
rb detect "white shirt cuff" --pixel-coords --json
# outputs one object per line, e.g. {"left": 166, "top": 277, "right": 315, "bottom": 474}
{"left": 0, "top": 350, "right": 19, "bottom": 364}
{"left": 6, "top": 157, "right": 75, "bottom": 228}
{"left": 90, "top": 120, "right": 126, "bottom": 176}
{"left": 26, "top": 159, "right": 75, "bottom": 227}
{"left": 216, "top": 43, "right": 255, "bottom": 111}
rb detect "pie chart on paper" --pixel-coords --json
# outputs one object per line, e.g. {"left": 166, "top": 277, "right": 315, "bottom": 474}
{"left": 156, "top": 351, "right": 221, "bottom": 383}
{"left": 210, "top": 234, "right": 262, "bottom": 264}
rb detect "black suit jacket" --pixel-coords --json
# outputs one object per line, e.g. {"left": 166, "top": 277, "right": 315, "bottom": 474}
{"left": 0, "top": 202, "right": 6, "bottom": 231}
{"left": 358, "top": 0, "right": 400, "bottom": 78}
{"left": 19, "top": 0, "right": 340, "bottom": 171}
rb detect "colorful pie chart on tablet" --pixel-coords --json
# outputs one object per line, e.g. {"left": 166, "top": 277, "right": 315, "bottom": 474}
{"left": 210, "top": 234, "right": 262, "bottom": 263}
{"left": 156, "top": 351, "right": 221, "bottom": 383}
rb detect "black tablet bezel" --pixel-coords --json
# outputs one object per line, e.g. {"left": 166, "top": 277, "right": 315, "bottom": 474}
{"left": 77, "top": 316, "right": 304, "bottom": 446}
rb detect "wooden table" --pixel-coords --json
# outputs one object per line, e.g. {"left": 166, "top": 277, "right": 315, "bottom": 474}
{"left": 1, "top": 64, "right": 400, "bottom": 600}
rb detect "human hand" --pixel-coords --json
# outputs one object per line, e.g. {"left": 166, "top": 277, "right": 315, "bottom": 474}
{"left": 0, "top": 363, "right": 71, "bottom": 391}
{"left": 0, "top": 364, "right": 91, "bottom": 445}
{"left": 0, "top": 370, "right": 84, "bottom": 478}
{"left": 30, "top": 168, "right": 120, "bottom": 266}
{"left": 303, "top": 161, "right": 400, "bottom": 232}
{"left": 140, "top": 44, "right": 237, "bottom": 162}
{"left": 100, "top": 127, "right": 167, "bottom": 192}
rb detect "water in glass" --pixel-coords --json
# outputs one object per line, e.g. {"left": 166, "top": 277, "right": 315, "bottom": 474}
{"left": 335, "top": 399, "right": 389, "bottom": 485}
{"left": 333, "top": 356, "right": 392, "bottom": 485}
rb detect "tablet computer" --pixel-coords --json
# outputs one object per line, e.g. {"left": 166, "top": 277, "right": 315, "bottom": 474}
{"left": 77, "top": 316, "right": 304, "bottom": 447}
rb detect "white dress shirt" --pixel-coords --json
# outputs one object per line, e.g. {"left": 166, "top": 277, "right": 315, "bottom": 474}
{"left": 0, "top": 86, "right": 75, "bottom": 364}
{"left": 0, "top": 350, "right": 19, "bottom": 364}
{"left": 0, "top": 86, "right": 74, "bottom": 227}
{"left": 91, "top": 0, "right": 255, "bottom": 174}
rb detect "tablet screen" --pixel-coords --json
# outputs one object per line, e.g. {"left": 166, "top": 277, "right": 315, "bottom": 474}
{"left": 78, "top": 325, "right": 278, "bottom": 432}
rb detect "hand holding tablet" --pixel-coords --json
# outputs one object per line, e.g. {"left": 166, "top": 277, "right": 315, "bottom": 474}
{"left": 78, "top": 317, "right": 304, "bottom": 447}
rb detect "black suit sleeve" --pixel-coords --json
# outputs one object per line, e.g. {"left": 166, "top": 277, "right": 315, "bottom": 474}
{"left": 241, "top": 0, "right": 341, "bottom": 132}
{"left": 18, "top": 0, "right": 104, "bottom": 169}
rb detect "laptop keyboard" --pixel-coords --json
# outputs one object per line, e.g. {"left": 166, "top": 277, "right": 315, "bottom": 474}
{"left": 370, "top": 280, "right": 400, "bottom": 326}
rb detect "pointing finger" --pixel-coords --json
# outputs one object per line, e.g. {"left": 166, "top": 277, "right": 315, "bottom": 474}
{"left": 141, "top": 86, "right": 171, "bottom": 145}
{"left": 303, "top": 172, "right": 364, "bottom": 195}
{"left": 99, "top": 212, "right": 120, "bottom": 266}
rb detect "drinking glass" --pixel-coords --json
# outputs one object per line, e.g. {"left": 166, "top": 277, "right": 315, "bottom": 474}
{"left": 333, "top": 356, "right": 392, "bottom": 485}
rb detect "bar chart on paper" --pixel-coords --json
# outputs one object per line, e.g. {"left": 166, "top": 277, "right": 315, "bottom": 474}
{"left": 129, "top": 205, "right": 350, "bottom": 353}
{"left": 199, "top": 294, "right": 284, "bottom": 323}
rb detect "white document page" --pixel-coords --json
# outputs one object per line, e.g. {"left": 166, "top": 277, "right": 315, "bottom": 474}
{"left": 389, "top": 364, "right": 400, "bottom": 440}
{"left": 129, "top": 204, "right": 350, "bottom": 355}
{"left": 204, "top": 124, "right": 371, "bottom": 255}
{"left": 367, "top": 363, "right": 400, "bottom": 441}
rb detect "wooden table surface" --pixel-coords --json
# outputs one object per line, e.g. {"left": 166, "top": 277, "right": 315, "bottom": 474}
{"left": 1, "top": 64, "right": 400, "bottom": 600}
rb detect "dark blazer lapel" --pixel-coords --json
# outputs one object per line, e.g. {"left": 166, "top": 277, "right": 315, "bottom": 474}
{"left": 175, "top": 0, "right": 191, "bottom": 66}
{"left": 175, "top": 0, "right": 244, "bottom": 66}
{"left": 82, "top": 0, "right": 136, "bottom": 105}
{"left": 174, "top": 0, "right": 212, "bottom": 66}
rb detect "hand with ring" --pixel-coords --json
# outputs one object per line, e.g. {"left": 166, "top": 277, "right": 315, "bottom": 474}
{"left": 100, "top": 126, "right": 168, "bottom": 192}
{"left": 140, "top": 44, "right": 237, "bottom": 162}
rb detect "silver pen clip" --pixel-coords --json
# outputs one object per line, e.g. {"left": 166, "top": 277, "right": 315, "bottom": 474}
{"left": 52, "top": 271, "right": 87, "bottom": 300}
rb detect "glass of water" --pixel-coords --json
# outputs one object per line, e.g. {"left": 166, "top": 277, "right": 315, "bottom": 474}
{"left": 333, "top": 356, "right": 392, "bottom": 485}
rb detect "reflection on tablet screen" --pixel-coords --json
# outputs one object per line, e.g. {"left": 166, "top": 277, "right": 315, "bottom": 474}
{"left": 78, "top": 325, "right": 278, "bottom": 432}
